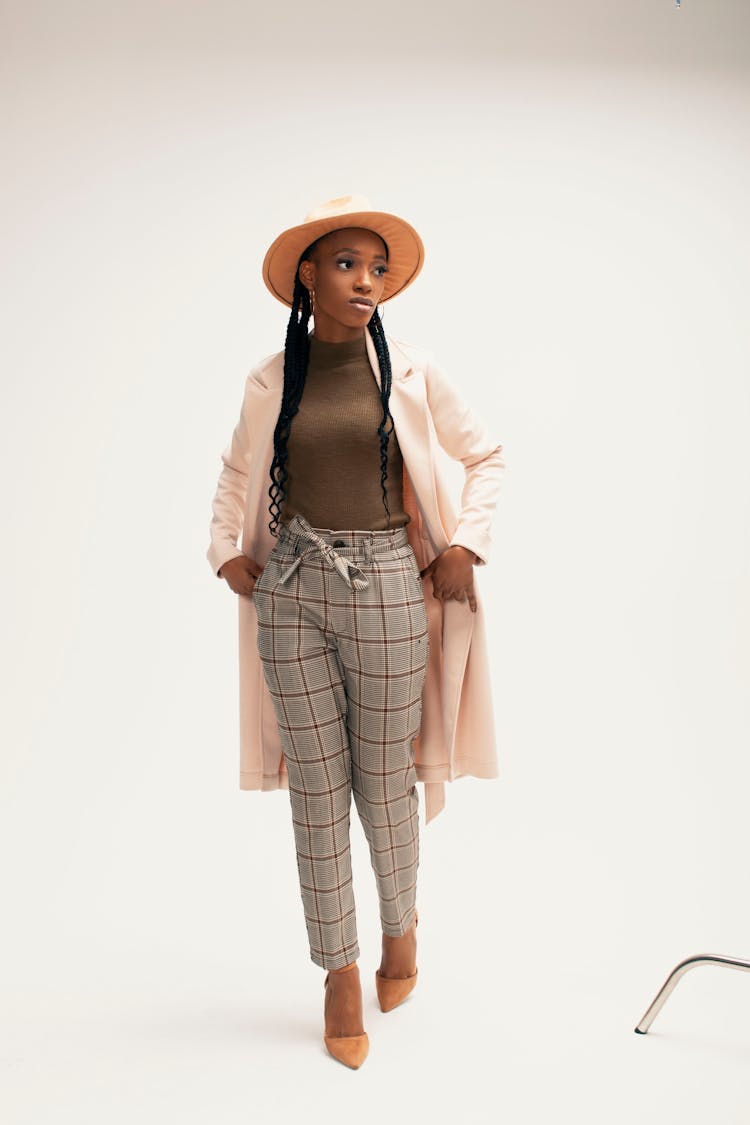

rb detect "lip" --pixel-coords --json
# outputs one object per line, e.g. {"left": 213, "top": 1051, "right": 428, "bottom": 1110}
{"left": 349, "top": 298, "right": 373, "bottom": 309}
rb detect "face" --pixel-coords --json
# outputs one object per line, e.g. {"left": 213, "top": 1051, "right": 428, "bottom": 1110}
{"left": 298, "top": 227, "right": 389, "bottom": 342}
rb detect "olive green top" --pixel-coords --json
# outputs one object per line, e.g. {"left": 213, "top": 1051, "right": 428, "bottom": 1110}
{"left": 280, "top": 332, "right": 410, "bottom": 531}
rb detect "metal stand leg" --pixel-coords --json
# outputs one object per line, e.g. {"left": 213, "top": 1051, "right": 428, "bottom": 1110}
{"left": 635, "top": 953, "right": 750, "bottom": 1033}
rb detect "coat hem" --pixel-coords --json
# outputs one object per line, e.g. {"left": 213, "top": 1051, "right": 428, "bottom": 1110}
{"left": 452, "top": 758, "right": 500, "bottom": 779}
{"left": 239, "top": 760, "right": 499, "bottom": 791}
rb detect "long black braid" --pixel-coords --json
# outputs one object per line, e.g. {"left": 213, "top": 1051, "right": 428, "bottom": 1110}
{"left": 266, "top": 241, "right": 396, "bottom": 537}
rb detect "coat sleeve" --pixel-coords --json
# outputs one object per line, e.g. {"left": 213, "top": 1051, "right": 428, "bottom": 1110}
{"left": 206, "top": 372, "right": 256, "bottom": 578}
{"left": 424, "top": 353, "right": 505, "bottom": 567}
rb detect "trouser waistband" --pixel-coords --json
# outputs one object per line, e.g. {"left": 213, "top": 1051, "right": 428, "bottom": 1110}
{"left": 275, "top": 514, "right": 411, "bottom": 590}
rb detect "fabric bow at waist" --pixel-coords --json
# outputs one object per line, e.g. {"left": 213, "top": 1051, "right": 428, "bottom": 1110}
{"left": 278, "top": 519, "right": 370, "bottom": 590}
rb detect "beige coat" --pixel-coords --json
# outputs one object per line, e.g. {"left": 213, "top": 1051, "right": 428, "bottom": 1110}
{"left": 207, "top": 331, "right": 505, "bottom": 823}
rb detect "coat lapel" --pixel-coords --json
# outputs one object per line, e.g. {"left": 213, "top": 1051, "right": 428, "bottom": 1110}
{"left": 364, "top": 331, "right": 448, "bottom": 558}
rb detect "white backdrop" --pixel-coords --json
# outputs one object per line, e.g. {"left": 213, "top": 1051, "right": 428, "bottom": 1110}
{"left": 2, "top": 1, "right": 750, "bottom": 1121}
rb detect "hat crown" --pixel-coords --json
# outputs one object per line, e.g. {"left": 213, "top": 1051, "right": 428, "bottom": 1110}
{"left": 303, "top": 194, "right": 372, "bottom": 224}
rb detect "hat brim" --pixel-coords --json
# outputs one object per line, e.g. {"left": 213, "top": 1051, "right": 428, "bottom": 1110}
{"left": 262, "top": 210, "right": 425, "bottom": 308}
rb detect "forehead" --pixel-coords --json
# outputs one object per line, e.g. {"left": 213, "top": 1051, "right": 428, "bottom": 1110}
{"left": 321, "top": 227, "right": 388, "bottom": 258}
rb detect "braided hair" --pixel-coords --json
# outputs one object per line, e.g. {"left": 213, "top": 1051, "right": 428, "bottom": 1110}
{"left": 266, "top": 239, "right": 396, "bottom": 537}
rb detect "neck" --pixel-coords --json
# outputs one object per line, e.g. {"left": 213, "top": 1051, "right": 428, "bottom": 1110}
{"left": 311, "top": 329, "right": 367, "bottom": 344}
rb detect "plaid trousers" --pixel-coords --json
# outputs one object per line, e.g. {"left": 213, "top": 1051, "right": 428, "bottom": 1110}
{"left": 253, "top": 513, "right": 430, "bottom": 970}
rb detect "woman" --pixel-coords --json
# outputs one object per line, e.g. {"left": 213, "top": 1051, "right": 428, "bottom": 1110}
{"left": 207, "top": 194, "right": 504, "bottom": 1069}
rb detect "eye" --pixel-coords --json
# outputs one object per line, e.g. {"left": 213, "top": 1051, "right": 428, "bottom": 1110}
{"left": 336, "top": 258, "right": 389, "bottom": 277}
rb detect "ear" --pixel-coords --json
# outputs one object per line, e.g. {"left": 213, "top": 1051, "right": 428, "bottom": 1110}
{"left": 298, "top": 260, "right": 315, "bottom": 292}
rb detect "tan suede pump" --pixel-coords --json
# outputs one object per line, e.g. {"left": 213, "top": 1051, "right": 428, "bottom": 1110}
{"left": 375, "top": 910, "right": 419, "bottom": 1012}
{"left": 323, "top": 961, "right": 369, "bottom": 1069}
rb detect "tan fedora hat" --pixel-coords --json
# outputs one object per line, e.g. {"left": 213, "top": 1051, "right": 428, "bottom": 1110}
{"left": 262, "top": 193, "right": 425, "bottom": 309}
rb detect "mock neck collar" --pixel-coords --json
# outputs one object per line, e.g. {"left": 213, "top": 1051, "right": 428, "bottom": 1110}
{"left": 308, "top": 332, "right": 369, "bottom": 362}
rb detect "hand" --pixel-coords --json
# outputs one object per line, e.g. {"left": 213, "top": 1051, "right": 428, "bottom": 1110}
{"left": 420, "top": 546, "right": 478, "bottom": 613}
{"left": 218, "top": 554, "right": 263, "bottom": 598}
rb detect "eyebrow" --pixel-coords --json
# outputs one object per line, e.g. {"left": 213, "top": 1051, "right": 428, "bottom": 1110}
{"left": 332, "top": 246, "right": 388, "bottom": 262}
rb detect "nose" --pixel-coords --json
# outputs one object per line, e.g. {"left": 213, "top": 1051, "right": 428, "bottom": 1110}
{"left": 354, "top": 267, "right": 374, "bottom": 292}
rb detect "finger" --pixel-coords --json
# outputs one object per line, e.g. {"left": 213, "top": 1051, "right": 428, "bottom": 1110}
{"left": 459, "top": 587, "right": 477, "bottom": 612}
